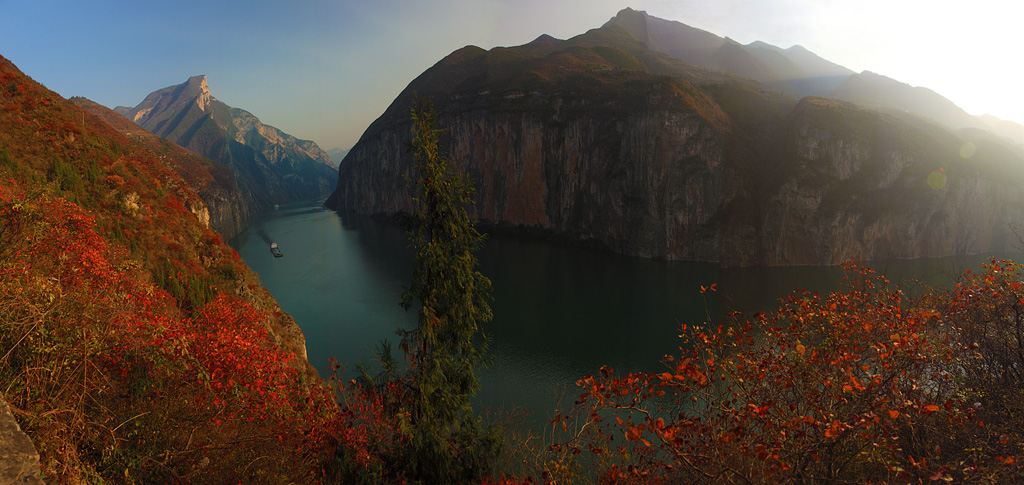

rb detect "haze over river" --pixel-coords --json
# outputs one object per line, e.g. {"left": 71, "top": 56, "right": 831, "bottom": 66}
{"left": 230, "top": 200, "right": 1014, "bottom": 429}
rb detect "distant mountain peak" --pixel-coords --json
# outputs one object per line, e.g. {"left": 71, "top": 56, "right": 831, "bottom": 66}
{"left": 746, "top": 40, "right": 775, "bottom": 49}
{"left": 529, "top": 34, "right": 561, "bottom": 45}
{"left": 117, "top": 76, "right": 338, "bottom": 212}
{"left": 616, "top": 7, "right": 646, "bottom": 16}
{"left": 185, "top": 75, "right": 211, "bottom": 111}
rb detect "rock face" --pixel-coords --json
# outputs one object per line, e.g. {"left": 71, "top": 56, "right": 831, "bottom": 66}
{"left": 742, "top": 97, "right": 1024, "bottom": 266}
{"left": 116, "top": 75, "right": 337, "bottom": 232}
{"left": 327, "top": 14, "right": 1024, "bottom": 267}
{"left": 335, "top": 106, "right": 725, "bottom": 261}
{"left": 0, "top": 397, "right": 43, "bottom": 484}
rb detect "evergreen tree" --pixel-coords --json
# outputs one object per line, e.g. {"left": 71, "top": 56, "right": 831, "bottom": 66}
{"left": 398, "top": 95, "right": 499, "bottom": 481}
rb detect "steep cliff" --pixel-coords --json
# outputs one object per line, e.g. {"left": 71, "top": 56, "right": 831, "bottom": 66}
{"left": 327, "top": 34, "right": 749, "bottom": 261}
{"left": 748, "top": 97, "right": 1024, "bottom": 265}
{"left": 116, "top": 75, "right": 337, "bottom": 227}
{"left": 327, "top": 21, "right": 1024, "bottom": 266}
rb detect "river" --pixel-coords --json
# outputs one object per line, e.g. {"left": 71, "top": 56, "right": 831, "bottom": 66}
{"left": 230, "top": 199, "right": 1013, "bottom": 430}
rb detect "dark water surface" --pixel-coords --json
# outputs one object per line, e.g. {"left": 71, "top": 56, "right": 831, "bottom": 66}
{"left": 230, "top": 200, "right": 1014, "bottom": 429}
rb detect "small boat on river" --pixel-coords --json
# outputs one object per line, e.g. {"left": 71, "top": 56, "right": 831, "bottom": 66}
{"left": 270, "top": 242, "right": 283, "bottom": 258}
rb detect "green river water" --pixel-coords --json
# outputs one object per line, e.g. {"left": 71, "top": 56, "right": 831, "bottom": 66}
{"left": 230, "top": 199, "right": 1012, "bottom": 430}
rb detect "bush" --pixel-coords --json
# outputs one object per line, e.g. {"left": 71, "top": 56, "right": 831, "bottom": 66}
{"left": 550, "top": 263, "right": 1023, "bottom": 483}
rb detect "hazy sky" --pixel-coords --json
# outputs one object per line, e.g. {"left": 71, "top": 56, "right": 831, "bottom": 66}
{"left": 2, "top": 0, "right": 1021, "bottom": 151}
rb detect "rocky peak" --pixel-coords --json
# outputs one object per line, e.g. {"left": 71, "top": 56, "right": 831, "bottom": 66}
{"left": 117, "top": 75, "right": 339, "bottom": 224}
{"left": 185, "top": 75, "right": 211, "bottom": 111}
{"left": 605, "top": 7, "right": 651, "bottom": 43}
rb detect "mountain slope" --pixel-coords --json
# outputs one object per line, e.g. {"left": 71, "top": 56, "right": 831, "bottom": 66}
{"left": 602, "top": 8, "right": 854, "bottom": 99}
{"left": 744, "top": 41, "right": 853, "bottom": 96}
{"left": 831, "top": 71, "right": 987, "bottom": 131}
{"left": 978, "top": 114, "right": 1024, "bottom": 146}
{"left": 326, "top": 147, "right": 350, "bottom": 168}
{"left": 0, "top": 54, "right": 337, "bottom": 481}
{"left": 116, "top": 76, "right": 337, "bottom": 218}
{"left": 74, "top": 97, "right": 251, "bottom": 238}
{"left": 603, "top": 8, "right": 779, "bottom": 84}
{"left": 326, "top": 18, "right": 1024, "bottom": 266}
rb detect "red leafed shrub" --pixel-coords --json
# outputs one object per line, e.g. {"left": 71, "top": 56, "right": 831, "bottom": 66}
{"left": 0, "top": 55, "right": 357, "bottom": 482}
{"left": 0, "top": 187, "right": 341, "bottom": 482}
{"left": 550, "top": 263, "right": 1023, "bottom": 483}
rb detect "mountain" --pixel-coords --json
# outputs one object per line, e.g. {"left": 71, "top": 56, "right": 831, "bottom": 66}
{"left": 115, "top": 75, "right": 337, "bottom": 221}
{"left": 746, "top": 41, "right": 853, "bottom": 78}
{"left": 603, "top": 8, "right": 853, "bottom": 99}
{"left": 72, "top": 97, "right": 251, "bottom": 238}
{"left": 326, "top": 147, "right": 350, "bottom": 167}
{"left": 978, "top": 114, "right": 1024, "bottom": 146}
{"left": 830, "top": 71, "right": 987, "bottom": 131}
{"left": 326, "top": 14, "right": 1024, "bottom": 266}
{"left": 603, "top": 8, "right": 779, "bottom": 84}
{"left": 744, "top": 41, "right": 853, "bottom": 96}
{"left": 0, "top": 54, "right": 334, "bottom": 480}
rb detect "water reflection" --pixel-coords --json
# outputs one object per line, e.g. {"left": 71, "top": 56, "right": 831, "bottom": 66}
{"left": 231, "top": 200, "right": 1022, "bottom": 431}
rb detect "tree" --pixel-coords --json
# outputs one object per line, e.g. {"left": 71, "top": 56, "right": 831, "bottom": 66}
{"left": 399, "top": 94, "right": 499, "bottom": 481}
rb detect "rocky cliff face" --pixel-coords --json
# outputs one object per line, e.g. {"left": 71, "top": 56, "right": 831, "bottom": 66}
{"left": 115, "top": 75, "right": 337, "bottom": 233}
{"left": 745, "top": 97, "right": 1024, "bottom": 266}
{"left": 336, "top": 106, "right": 725, "bottom": 260}
{"left": 0, "top": 397, "right": 43, "bottom": 484}
{"left": 327, "top": 21, "right": 1024, "bottom": 267}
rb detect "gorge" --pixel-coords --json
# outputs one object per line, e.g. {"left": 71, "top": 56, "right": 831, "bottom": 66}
{"left": 5, "top": 3, "right": 1024, "bottom": 482}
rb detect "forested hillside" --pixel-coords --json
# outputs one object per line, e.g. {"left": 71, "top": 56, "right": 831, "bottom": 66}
{"left": 0, "top": 54, "right": 340, "bottom": 482}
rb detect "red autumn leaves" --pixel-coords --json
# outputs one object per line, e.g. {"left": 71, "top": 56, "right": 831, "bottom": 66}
{"left": 551, "top": 263, "right": 1024, "bottom": 483}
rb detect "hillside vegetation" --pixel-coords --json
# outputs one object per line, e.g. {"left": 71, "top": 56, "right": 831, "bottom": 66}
{"left": 0, "top": 54, "right": 341, "bottom": 482}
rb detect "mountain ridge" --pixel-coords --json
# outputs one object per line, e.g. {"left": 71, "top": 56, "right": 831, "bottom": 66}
{"left": 326, "top": 12, "right": 1024, "bottom": 266}
{"left": 117, "top": 76, "right": 337, "bottom": 231}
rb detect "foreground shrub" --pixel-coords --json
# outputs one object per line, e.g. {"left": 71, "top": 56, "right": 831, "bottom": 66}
{"left": 551, "top": 263, "right": 1023, "bottom": 483}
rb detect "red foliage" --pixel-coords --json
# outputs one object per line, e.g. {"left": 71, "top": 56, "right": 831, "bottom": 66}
{"left": 0, "top": 54, "right": 354, "bottom": 481}
{"left": 552, "top": 263, "right": 1024, "bottom": 483}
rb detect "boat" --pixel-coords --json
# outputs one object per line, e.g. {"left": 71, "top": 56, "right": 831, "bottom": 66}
{"left": 270, "top": 242, "right": 283, "bottom": 258}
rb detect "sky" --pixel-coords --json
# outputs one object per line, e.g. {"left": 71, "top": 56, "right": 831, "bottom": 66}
{"left": 2, "top": 0, "right": 1022, "bottom": 151}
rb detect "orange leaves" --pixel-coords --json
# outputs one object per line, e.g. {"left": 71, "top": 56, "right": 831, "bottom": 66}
{"left": 699, "top": 283, "right": 717, "bottom": 294}
{"left": 824, "top": 420, "right": 846, "bottom": 438}
{"left": 556, "top": 261, "right": 1024, "bottom": 483}
{"left": 624, "top": 424, "right": 644, "bottom": 442}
